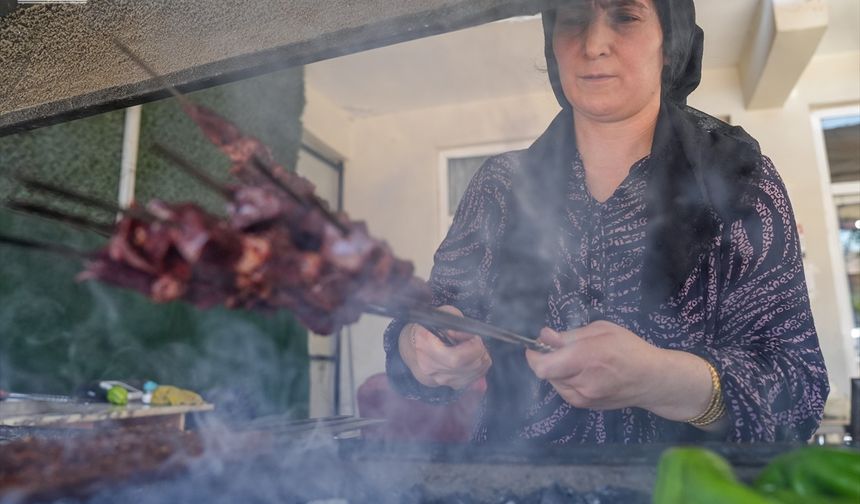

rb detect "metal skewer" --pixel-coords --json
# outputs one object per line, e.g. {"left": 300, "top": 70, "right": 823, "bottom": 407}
{"left": 5, "top": 200, "right": 113, "bottom": 237}
{"left": 237, "top": 415, "right": 384, "bottom": 437}
{"left": 248, "top": 155, "right": 350, "bottom": 235}
{"left": 14, "top": 175, "right": 154, "bottom": 222}
{"left": 366, "top": 303, "right": 554, "bottom": 353}
{"left": 113, "top": 38, "right": 350, "bottom": 236}
{"left": 151, "top": 142, "right": 234, "bottom": 200}
{"left": 426, "top": 325, "right": 457, "bottom": 347}
{"left": 111, "top": 37, "right": 195, "bottom": 109}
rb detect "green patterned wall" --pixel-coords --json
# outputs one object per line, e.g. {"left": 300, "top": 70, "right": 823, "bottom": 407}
{"left": 0, "top": 67, "right": 308, "bottom": 419}
{"left": 135, "top": 68, "right": 305, "bottom": 214}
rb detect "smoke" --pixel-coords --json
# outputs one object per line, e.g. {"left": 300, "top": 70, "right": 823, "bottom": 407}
{"left": 0, "top": 424, "right": 653, "bottom": 504}
{"left": 0, "top": 1, "right": 829, "bottom": 502}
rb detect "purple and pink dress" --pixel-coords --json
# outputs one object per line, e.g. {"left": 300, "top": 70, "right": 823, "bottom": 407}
{"left": 384, "top": 113, "right": 828, "bottom": 444}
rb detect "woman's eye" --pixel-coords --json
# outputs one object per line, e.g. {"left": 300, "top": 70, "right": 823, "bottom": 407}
{"left": 611, "top": 11, "right": 640, "bottom": 24}
{"left": 556, "top": 7, "right": 592, "bottom": 28}
{"left": 559, "top": 17, "right": 589, "bottom": 28}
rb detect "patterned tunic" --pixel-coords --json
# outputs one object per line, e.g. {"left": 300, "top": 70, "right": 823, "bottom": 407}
{"left": 384, "top": 149, "right": 829, "bottom": 444}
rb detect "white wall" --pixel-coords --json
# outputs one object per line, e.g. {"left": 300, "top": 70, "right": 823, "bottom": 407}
{"left": 299, "top": 85, "right": 355, "bottom": 416}
{"left": 304, "top": 51, "right": 860, "bottom": 409}
{"left": 340, "top": 92, "right": 560, "bottom": 407}
{"left": 303, "top": 85, "right": 354, "bottom": 159}
{"left": 304, "top": 90, "right": 561, "bottom": 412}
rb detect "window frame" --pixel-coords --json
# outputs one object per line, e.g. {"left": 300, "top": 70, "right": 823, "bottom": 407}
{"left": 810, "top": 104, "right": 860, "bottom": 371}
{"left": 437, "top": 140, "right": 531, "bottom": 242}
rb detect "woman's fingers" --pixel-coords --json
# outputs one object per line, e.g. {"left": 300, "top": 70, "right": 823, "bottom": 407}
{"left": 421, "top": 352, "right": 491, "bottom": 389}
{"left": 421, "top": 333, "right": 487, "bottom": 370}
{"left": 435, "top": 304, "right": 478, "bottom": 343}
{"left": 538, "top": 327, "right": 565, "bottom": 348}
{"left": 539, "top": 325, "right": 597, "bottom": 346}
{"left": 526, "top": 322, "right": 663, "bottom": 410}
{"left": 437, "top": 305, "right": 464, "bottom": 316}
{"left": 548, "top": 380, "right": 591, "bottom": 408}
{"left": 407, "top": 310, "right": 492, "bottom": 389}
{"left": 431, "top": 352, "right": 492, "bottom": 389}
{"left": 526, "top": 327, "right": 587, "bottom": 380}
{"left": 412, "top": 322, "right": 451, "bottom": 352}
{"left": 419, "top": 305, "right": 480, "bottom": 350}
{"left": 526, "top": 348, "right": 578, "bottom": 380}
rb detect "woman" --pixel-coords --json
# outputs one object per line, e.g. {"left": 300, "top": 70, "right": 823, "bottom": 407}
{"left": 383, "top": 0, "right": 829, "bottom": 443}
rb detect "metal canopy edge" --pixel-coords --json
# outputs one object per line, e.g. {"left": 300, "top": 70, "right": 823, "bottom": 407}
{"left": 0, "top": 0, "right": 556, "bottom": 137}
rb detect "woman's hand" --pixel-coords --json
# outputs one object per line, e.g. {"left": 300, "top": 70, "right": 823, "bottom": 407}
{"left": 399, "top": 305, "right": 492, "bottom": 390}
{"left": 525, "top": 321, "right": 717, "bottom": 426}
{"left": 525, "top": 321, "right": 663, "bottom": 410}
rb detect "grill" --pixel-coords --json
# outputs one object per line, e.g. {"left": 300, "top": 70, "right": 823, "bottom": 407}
{"left": 0, "top": 419, "right": 800, "bottom": 504}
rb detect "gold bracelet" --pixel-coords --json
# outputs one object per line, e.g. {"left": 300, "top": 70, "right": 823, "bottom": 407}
{"left": 686, "top": 359, "right": 726, "bottom": 427}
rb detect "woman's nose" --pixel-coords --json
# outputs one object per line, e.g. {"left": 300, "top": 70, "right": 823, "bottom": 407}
{"left": 582, "top": 18, "right": 613, "bottom": 59}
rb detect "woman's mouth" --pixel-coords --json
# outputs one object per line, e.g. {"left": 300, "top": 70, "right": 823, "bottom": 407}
{"left": 580, "top": 74, "right": 615, "bottom": 81}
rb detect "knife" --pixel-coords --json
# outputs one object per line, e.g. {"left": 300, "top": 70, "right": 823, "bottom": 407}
{"left": 0, "top": 390, "right": 77, "bottom": 402}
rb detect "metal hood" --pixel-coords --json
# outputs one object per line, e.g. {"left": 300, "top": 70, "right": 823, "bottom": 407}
{"left": 0, "top": 0, "right": 555, "bottom": 137}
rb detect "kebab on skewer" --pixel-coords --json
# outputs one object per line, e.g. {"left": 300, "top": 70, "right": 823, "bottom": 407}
{"left": 80, "top": 142, "right": 430, "bottom": 334}
{"left": 0, "top": 41, "right": 552, "bottom": 352}
{"left": 3, "top": 96, "right": 428, "bottom": 335}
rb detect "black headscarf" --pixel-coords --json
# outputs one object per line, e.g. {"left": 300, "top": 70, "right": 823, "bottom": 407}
{"left": 477, "top": 0, "right": 762, "bottom": 443}
{"left": 505, "top": 0, "right": 762, "bottom": 316}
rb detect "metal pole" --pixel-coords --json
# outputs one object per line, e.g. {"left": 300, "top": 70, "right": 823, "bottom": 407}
{"left": 117, "top": 105, "right": 142, "bottom": 212}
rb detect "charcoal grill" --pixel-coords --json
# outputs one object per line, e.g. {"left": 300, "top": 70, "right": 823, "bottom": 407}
{"left": 0, "top": 416, "right": 805, "bottom": 504}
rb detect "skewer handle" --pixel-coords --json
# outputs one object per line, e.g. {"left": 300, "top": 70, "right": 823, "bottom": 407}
{"left": 426, "top": 326, "right": 457, "bottom": 347}
{"left": 366, "top": 303, "right": 554, "bottom": 353}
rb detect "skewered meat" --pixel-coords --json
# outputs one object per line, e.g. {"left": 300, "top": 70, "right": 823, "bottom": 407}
{"left": 0, "top": 41, "right": 542, "bottom": 353}
{"left": 77, "top": 102, "right": 429, "bottom": 334}
{"left": 181, "top": 104, "right": 315, "bottom": 201}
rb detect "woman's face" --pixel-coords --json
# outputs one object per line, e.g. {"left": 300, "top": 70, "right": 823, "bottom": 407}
{"left": 552, "top": 0, "right": 664, "bottom": 122}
